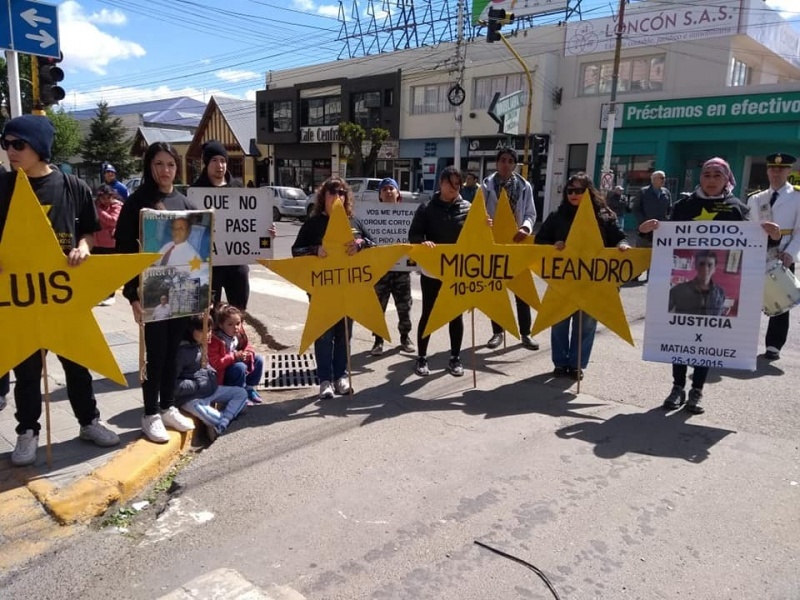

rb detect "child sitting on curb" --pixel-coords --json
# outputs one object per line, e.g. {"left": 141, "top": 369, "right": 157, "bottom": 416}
{"left": 175, "top": 315, "right": 248, "bottom": 440}
{"left": 209, "top": 304, "right": 265, "bottom": 405}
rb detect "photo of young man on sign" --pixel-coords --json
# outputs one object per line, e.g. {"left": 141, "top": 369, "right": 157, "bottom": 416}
{"left": 668, "top": 249, "right": 742, "bottom": 318}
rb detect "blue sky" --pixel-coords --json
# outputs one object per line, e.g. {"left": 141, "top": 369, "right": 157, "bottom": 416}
{"left": 56, "top": 0, "right": 799, "bottom": 111}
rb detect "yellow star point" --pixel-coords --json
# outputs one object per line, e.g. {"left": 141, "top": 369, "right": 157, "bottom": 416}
{"left": 258, "top": 199, "right": 409, "bottom": 353}
{"left": 529, "top": 192, "right": 651, "bottom": 346}
{"left": 408, "top": 190, "right": 539, "bottom": 338}
{"left": 694, "top": 208, "right": 719, "bottom": 221}
{"left": 0, "top": 171, "right": 161, "bottom": 384}
{"left": 188, "top": 255, "right": 203, "bottom": 271}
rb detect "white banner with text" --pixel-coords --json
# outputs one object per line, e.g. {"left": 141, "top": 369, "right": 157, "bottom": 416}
{"left": 354, "top": 201, "right": 419, "bottom": 272}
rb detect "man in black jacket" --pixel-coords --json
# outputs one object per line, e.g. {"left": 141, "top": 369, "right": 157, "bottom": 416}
{"left": 408, "top": 166, "right": 471, "bottom": 377}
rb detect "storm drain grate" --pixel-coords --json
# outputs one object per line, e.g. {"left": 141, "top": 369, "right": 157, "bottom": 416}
{"left": 265, "top": 353, "right": 318, "bottom": 389}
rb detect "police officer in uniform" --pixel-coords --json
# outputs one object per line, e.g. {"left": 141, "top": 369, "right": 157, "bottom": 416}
{"left": 747, "top": 152, "right": 800, "bottom": 361}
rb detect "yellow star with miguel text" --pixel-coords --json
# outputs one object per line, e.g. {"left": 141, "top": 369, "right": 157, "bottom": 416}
{"left": 409, "top": 192, "right": 539, "bottom": 338}
{"left": 259, "top": 199, "right": 409, "bottom": 353}
{"left": 693, "top": 207, "right": 719, "bottom": 221}
{"left": 0, "top": 171, "right": 160, "bottom": 384}
{"left": 489, "top": 188, "right": 540, "bottom": 312}
{"left": 529, "top": 192, "right": 651, "bottom": 345}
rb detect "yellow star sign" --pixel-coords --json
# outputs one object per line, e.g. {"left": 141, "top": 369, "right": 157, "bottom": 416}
{"left": 529, "top": 192, "right": 651, "bottom": 345}
{"left": 693, "top": 207, "right": 719, "bottom": 221}
{"left": 409, "top": 193, "right": 539, "bottom": 338}
{"left": 489, "top": 188, "right": 540, "bottom": 311}
{"left": 259, "top": 199, "right": 409, "bottom": 353}
{"left": 0, "top": 171, "right": 160, "bottom": 384}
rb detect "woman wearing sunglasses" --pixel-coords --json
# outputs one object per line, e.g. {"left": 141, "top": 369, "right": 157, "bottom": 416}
{"left": 535, "top": 172, "right": 630, "bottom": 381}
{"left": 292, "top": 176, "right": 376, "bottom": 400}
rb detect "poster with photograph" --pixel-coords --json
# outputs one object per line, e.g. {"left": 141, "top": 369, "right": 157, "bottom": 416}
{"left": 354, "top": 201, "right": 420, "bottom": 271}
{"left": 187, "top": 187, "right": 275, "bottom": 266}
{"left": 139, "top": 209, "right": 214, "bottom": 322}
{"left": 642, "top": 221, "right": 766, "bottom": 370}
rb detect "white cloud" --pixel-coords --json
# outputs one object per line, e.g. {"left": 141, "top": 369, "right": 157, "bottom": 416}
{"left": 318, "top": 4, "right": 340, "bottom": 17}
{"left": 58, "top": 1, "right": 145, "bottom": 75}
{"left": 215, "top": 69, "right": 261, "bottom": 83}
{"left": 64, "top": 84, "right": 255, "bottom": 111}
{"left": 292, "top": 0, "right": 315, "bottom": 10}
{"left": 87, "top": 8, "right": 126, "bottom": 26}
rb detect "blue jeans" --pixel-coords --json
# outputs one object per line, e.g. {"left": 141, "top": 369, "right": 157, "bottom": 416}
{"left": 180, "top": 386, "right": 248, "bottom": 431}
{"left": 0, "top": 373, "right": 9, "bottom": 397}
{"left": 550, "top": 311, "right": 598, "bottom": 370}
{"left": 223, "top": 355, "right": 264, "bottom": 390}
{"left": 314, "top": 319, "right": 351, "bottom": 382}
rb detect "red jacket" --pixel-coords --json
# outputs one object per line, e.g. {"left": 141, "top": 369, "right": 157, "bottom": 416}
{"left": 208, "top": 330, "right": 256, "bottom": 384}
{"left": 93, "top": 199, "right": 123, "bottom": 249}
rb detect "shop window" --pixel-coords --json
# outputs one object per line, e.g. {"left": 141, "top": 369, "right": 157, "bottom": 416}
{"left": 610, "top": 154, "right": 657, "bottom": 194}
{"left": 411, "top": 83, "right": 454, "bottom": 115}
{"left": 728, "top": 57, "right": 751, "bottom": 87}
{"left": 301, "top": 97, "right": 341, "bottom": 127}
{"left": 228, "top": 157, "right": 244, "bottom": 180}
{"left": 579, "top": 54, "right": 665, "bottom": 96}
{"left": 384, "top": 89, "right": 394, "bottom": 107}
{"left": 567, "top": 144, "right": 588, "bottom": 177}
{"left": 269, "top": 101, "right": 292, "bottom": 133}
{"left": 472, "top": 74, "right": 528, "bottom": 109}
{"left": 352, "top": 91, "right": 382, "bottom": 128}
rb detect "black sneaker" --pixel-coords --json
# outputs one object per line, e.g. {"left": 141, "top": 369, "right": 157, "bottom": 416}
{"left": 486, "top": 333, "right": 503, "bottom": 349}
{"left": 685, "top": 388, "right": 704, "bottom": 414}
{"left": 414, "top": 357, "right": 430, "bottom": 376}
{"left": 521, "top": 335, "right": 540, "bottom": 350}
{"left": 763, "top": 349, "right": 780, "bottom": 361}
{"left": 663, "top": 385, "right": 686, "bottom": 410}
{"left": 568, "top": 367, "right": 584, "bottom": 381}
{"left": 400, "top": 335, "right": 416, "bottom": 353}
{"left": 370, "top": 341, "right": 384, "bottom": 356}
{"left": 448, "top": 356, "right": 464, "bottom": 377}
{"left": 552, "top": 366, "right": 569, "bottom": 377}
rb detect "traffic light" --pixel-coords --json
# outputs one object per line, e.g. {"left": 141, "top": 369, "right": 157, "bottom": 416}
{"left": 487, "top": 8, "right": 513, "bottom": 43}
{"left": 36, "top": 53, "right": 65, "bottom": 109}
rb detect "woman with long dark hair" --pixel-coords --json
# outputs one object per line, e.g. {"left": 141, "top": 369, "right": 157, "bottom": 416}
{"left": 535, "top": 172, "right": 630, "bottom": 380}
{"left": 116, "top": 142, "right": 198, "bottom": 442}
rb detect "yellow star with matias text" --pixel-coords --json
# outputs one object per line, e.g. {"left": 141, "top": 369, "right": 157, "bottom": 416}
{"left": 259, "top": 199, "right": 409, "bottom": 353}
{"left": 529, "top": 192, "right": 651, "bottom": 345}
{"left": 693, "top": 207, "right": 719, "bottom": 221}
{"left": 0, "top": 171, "right": 160, "bottom": 384}
{"left": 409, "top": 192, "right": 539, "bottom": 338}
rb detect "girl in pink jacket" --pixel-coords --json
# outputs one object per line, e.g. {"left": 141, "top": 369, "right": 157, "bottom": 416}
{"left": 93, "top": 184, "right": 123, "bottom": 306}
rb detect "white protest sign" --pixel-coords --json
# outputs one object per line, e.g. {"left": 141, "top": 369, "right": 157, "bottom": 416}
{"left": 642, "top": 221, "right": 766, "bottom": 370}
{"left": 188, "top": 188, "right": 275, "bottom": 266}
{"left": 355, "top": 200, "right": 419, "bottom": 272}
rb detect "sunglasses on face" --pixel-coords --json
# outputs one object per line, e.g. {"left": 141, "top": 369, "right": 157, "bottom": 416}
{"left": 1, "top": 138, "right": 27, "bottom": 151}
{"left": 326, "top": 187, "right": 347, "bottom": 197}
{"left": 566, "top": 187, "right": 586, "bottom": 195}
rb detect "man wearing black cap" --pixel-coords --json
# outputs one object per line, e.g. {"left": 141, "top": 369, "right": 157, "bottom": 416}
{"left": 0, "top": 115, "right": 120, "bottom": 466}
{"left": 748, "top": 152, "right": 800, "bottom": 361}
{"left": 481, "top": 147, "right": 539, "bottom": 350}
{"left": 191, "top": 139, "right": 250, "bottom": 310}
{"left": 103, "top": 163, "right": 128, "bottom": 201}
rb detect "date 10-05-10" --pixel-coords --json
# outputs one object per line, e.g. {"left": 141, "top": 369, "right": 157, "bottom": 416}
{"left": 450, "top": 280, "right": 504, "bottom": 295}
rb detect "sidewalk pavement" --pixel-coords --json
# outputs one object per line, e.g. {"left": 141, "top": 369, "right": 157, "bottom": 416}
{"left": 0, "top": 294, "right": 193, "bottom": 537}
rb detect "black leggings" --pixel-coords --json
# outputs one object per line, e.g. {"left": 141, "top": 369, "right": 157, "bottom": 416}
{"left": 212, "top": 265, "right": 250, "bottom": 310}
{"left": 672, "top": 364, "right": 709, "bottom": 390}
{"left": 417, "top": 275, "right": 463, "bottom": 358}
{"left": 143, "top": 317, "right": 188, "bottom": 415}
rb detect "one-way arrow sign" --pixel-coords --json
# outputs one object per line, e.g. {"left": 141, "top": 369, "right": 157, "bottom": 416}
{"left": 487, "top": 90, "right": 525, "bottom": 135}
{"left": 3, "top": 0, "right": 61, "bottom": 58}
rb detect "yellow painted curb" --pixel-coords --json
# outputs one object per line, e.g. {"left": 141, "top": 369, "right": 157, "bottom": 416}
{"left": 28, "top": 430, "right": 193, "bottom": 525}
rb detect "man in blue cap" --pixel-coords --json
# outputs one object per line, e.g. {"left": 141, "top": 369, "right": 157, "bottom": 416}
{"left": 103, "top": 163, "right": 129, "bottom": 201}
{"left": 748, "top": 152, "right": 800, "bottom": 360}
{"left": 370, "top": 177, "right": 415, "bottom": 356}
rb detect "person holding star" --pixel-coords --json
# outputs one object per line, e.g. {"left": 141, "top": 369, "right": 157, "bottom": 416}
{"left": 0, "top": 115, "right": 120, "bottom": 466}
{"left": 116, "top": 142, "right": 199, "bottom": 443}
{"left": 535, "top": 172, "right": 630, "bottom": 381}
{"left": 639, "top": 157, "right": 780, "bottom": 414}
{"left": 292, "top": 177, "right": 376, "bottom": 400}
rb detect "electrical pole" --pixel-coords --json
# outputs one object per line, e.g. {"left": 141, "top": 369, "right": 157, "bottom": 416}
{"left": 600, "top": 0, "right": 627, "bottom": 190}
{"left": 453, "top": 0, "right": 465, "bottom": 172}
{"left": 5, "top": 50, "right": 23, "bottom": 118}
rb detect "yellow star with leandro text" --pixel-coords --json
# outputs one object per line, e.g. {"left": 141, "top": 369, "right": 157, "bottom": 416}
{"left": 259, "top": 199, "right": 409, "bottom": 353}
{"left": 0, "top": 171, "right": 161, "bottom": 384}
{"left": 529, "top": 192, "right": 651, "bottom": 345}
{"left": 693, "top": 207, "right": 719, "bottom": 221}
{"left": 490, "top": 188, "right": 540, "bottom": 312}
{"left": 409, "top": 192, "right": 539, "bottom": 338}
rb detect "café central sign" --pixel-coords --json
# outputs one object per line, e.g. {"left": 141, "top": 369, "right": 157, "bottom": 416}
{"left": 300, "top": 125, "right": 342, "bottom": 144}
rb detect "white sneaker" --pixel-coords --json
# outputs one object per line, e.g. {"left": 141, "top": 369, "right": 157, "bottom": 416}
{"left": 98, "top": 297, "right": 116, "bottom": 306}
{"left": 160, "top": 406, "right": 195, "bottom": 432}
{"left": 141, "top": 414, "right": 170, "bottom": 443}
{"left": 11, "top": 430, "right": 38, "bottom": 466}
{"left": 319, "top": 380, "right": 334, "bottom": 399}
{"left": 334, "top": 377, "right": 352, "bottom": 395}
{"left": 79, "top": 418, "right": 120, "bottom": 447}
{"left": 0, "top": 395, "right": 6, "bottom": 411}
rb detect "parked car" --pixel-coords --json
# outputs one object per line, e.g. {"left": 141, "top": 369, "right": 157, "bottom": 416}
{"left": 345, "top": 178, "right": 383, "bottom": 202}
{"left": 266, "top": 186, "right": 310, "bottom": 221}
{"left": 123, "top": 176, "right": 142, "bottom": 194}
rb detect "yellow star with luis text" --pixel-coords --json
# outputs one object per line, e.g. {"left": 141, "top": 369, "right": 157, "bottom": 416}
{"left": 529, "top": 191, "right": 651, "bottom": 345}
{"left": 693, "top": 207, "right": 719, "bottom": 221}
{"left": 490, "top": 188, "right": 540, "bottom": 312}
{"left": 0, "top": 171, "right": 161, "bottom": 384}
{"left": 259, "top": 199, "right": 410, "bottom": 353}
{"left": 409, "top": 192, "right": 539, "bottom": 338}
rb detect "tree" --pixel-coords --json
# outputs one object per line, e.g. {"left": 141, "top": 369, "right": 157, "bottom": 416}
{"left": 338, "top": 121, "right": 390, "bottom": 177}
{"left": 0, "top": 55, "right": 35, "bottom": 129}
{"left": 81, "top": 101, "right": 135, "bottom": 179}
{"left": 47, "top": 108, "right": 81, "bottom": 164}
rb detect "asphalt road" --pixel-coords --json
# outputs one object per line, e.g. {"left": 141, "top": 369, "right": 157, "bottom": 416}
{"left": 3, "top": 220, "right": 799, "bottom": 600}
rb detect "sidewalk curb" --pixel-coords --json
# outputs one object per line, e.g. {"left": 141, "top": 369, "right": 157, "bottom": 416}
{"left": 25, "top": 430, "right": 193, "bottom": 525}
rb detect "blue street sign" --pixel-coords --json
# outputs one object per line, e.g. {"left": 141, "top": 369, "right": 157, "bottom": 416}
{"left": 1, "top": 0, "right": 60, "bottom": 58}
